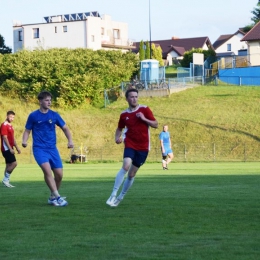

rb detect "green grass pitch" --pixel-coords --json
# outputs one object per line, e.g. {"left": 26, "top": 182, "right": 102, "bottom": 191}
{"left": 1, "top": 162, "right": 260, "bottom": 260}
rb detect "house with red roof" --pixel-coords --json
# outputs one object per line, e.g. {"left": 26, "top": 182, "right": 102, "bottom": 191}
{"left": 241, "top": 21, "right": 260, "bottom": 66}
{"left": 213, "top": 30, "right": 246, "bottom": 58}
{"left": 133, "top": 36, "right": 214, "bottom": 65}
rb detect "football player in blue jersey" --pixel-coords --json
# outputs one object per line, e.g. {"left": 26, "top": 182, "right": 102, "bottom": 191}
{"left": 22, "top": 91, "right": 74, "bottom": 206}
{"left": 159, "top": 125, "right": 174, "bottom": 170}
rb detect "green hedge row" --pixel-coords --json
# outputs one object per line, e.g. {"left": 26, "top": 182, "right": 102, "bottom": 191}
{"left": 0, "top": 48, "right": 138, "bottom": 107}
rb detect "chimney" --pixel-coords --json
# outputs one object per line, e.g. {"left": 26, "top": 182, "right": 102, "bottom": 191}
{"left": 172, "top": 36, "right": 179, "bottom": 40}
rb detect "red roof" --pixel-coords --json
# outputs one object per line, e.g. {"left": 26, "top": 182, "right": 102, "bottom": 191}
{"left": 213, "top": 34, "right": 233, "bottom": 49}
{"left": 133, "top": 37, "right": 214, "bottom": 58}
{"left": 241, "top": 21, "right": 260, "bottom": 41}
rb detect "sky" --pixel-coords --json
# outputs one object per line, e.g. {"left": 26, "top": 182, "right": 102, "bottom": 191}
{"left": 0, "top": 0, "right": 258, "bottom": 50}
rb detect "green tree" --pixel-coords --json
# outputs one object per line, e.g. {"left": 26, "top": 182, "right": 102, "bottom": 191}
{"left": 251, "top": 1, "right": 260, "bottom": 24}
{"left": 242, "top": 24, "right": 254, "bottom": 33}
{"left": 0, "top": 34, "right": 12, "bottom": 54}
{"left": 180, "top": 48, "right": 216, "bottom": 68}
{"left": 151, "top": 44, "right": 164, "bottom": 66}
{"left": 242, "top": 1, "right": 260, "bottom": 32}
{"left": 145, "top": 41, "right": 151, "bottom": 59}
{"left": 139, "top": 40, "right": 145, "bottom": 61}
{"left": 0, "top": 48, "right": 138, "bottom": 107}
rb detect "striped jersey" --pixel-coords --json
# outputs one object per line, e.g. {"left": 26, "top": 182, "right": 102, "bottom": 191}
{"left": 0, "top": 122, "right": 15, "bottom": 152}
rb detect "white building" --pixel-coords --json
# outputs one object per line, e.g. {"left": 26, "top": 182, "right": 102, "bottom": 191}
{"left": 13, "top": 11, "right": 135, "bottom": 53}
{"left": 241, "top": 21, "right": 260, "bottom": 66}
{"left": 213, "top": 30, "right": 246, "bottom": 57}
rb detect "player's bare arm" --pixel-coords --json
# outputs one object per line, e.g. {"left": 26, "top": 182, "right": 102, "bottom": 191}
{"left": 136, "top": 112, "right": 158, "bottom": 128}
{"left": 3, "top": 135, "right": 15, "bottom": 154}
{"left": 62, "top": 125, "right": 74, "bottom": 148}
{"left": 22, "top": 129, "right": 31, "bottom": 147}
{"left": 115, "top": 128, "right": 123, "bottom": 144}
{"left": 14, "top": 140, "right": 21, "bottom": 154}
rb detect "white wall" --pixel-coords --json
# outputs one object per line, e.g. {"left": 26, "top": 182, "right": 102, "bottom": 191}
{"left": 202, "top": 43, "right": 209, "bottom": 50}
{"left": 169, "top": 50, "right": 180, "bottom": 59}
{"left": 13, "top": 14, "right": 130, "bottom": 52}
{"left": 247, "top": 41, "right": 260, "bottom": 66}
{"left": 215, "top": 32, "right": 246, "bottom": 55}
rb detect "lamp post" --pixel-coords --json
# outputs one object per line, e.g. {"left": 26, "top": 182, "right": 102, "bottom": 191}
{"left": 149, "top": 0, "right": 152, "bottom": 59}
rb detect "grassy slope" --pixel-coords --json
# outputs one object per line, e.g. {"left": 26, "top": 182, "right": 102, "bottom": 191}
{"left": 1, "top": 85, "right": 260, "bottom": 162}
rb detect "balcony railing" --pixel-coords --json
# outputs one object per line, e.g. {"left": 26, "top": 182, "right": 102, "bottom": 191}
{"left": 101, "top": 37, "right": 136, "bottom": 49}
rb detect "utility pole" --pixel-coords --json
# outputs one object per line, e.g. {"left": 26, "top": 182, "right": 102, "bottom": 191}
{"left": 149, "top": 0, "right": 152, "bottom": 59}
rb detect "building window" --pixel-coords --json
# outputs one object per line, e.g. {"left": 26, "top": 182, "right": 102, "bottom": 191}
{"left": 33, "top": 28, "right": 39, "bottom": 38}
{"left": 55, "top": 26, "right": 57, "bottom": 33}
{"left": 63, "top": 26, "right": 67, "bottom": 32}
{"left": 18, "top": 31, "right": 23, "bottom": 41}
{"left": 101, "top": 27, "right": 104, "bottom": 35}
{"left": 227, "top": 44, "right": 231, "bottom": 51}
{"left": 91, "top": 35, "right": 95, "bottom": 42}
{"left": 113, "top": 29, "right": 120, "bottom": 39}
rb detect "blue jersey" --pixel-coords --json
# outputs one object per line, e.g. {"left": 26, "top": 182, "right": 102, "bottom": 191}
{"left": 25, "top": 109, "right": 65, "bottom": 149}
{"left": 159, "top": 131, "right": 170, "bottom": 146}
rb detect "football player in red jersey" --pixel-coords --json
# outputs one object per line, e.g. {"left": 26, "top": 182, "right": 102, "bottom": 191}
{"left": 106, "top": 88, "right": 158, "bottom": 207}
{"left": 1, "top": 111, "right": 21, "bottom": 188}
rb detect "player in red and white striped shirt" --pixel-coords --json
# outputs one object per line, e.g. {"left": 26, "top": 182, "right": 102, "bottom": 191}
{"left": 106, "top": 88, "right": 158, "bottom": 207}
{"left": 1, "top": 111, "right": 21, "bottom": 188}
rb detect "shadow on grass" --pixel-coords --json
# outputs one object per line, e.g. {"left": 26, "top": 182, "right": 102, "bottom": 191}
{"left": 159, "top": 116, "right": 260, "bottom": 142}
{"left": 207, "top": 94, "right": 239, "bottom": 97}
{"left": 1, "top": 174, "right": 260, "bottom": 260}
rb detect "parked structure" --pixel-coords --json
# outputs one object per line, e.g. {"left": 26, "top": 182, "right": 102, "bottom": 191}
{"left": 133, "top": 36, "right": 214, "bottom": 65}
{"left": 13, "top": 11, "right": 135, "bottom": 53}
{"left": 213, "top": 30, "right": 246, "bottom": 58}
{"left": 241, "top": 21, "right": 260, "bottom": 66}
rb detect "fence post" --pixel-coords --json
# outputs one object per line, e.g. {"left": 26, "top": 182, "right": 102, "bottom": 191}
{"left": 30, "top": 145, "right": 32, "bottom": 163}
{"left": 244, "top": 143, "right": 246, "bottom": 162}
{"left": 213, "top": 143, "right": 216, "bottom": 162}
{"left": 104, "top": 90, "right": 106, "bottom": 108}
{"left": 184, "top": 144, "right": 187, "bottom": 161}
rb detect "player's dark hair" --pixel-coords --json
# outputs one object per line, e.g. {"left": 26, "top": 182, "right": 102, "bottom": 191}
{"left": 37, "top": 91, "right": 53, "bottom": 100}
{"left": 125, "top": 88, "right": 138, "bottom": 98}
{"left": 7, "top": 111, "right": 15, "bottom": 116}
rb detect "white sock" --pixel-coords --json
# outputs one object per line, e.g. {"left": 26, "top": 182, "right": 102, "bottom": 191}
{"left": 3, "top": 172, "right": 10, "bottom": 182}
{"left": 52, "top": 190, "right": 60, "bottom": 198}
{"left": 118, "top": 176, "right": 135, "bottom": 200}
{"left": 111, "top": 168, "right": 127, "bottom": 197}
{"left": 162, "top": 159, "right": 167, "bottom": 167}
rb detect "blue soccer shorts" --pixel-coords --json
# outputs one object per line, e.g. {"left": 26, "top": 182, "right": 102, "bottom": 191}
{"left": 33, "top": 147, "right": 63, "bottom": 169}
{"left": 162, "top": 147, "right": 173, "bottom": 156}
{"left": 123, "top": 147, "right": 148, "bottom": 168}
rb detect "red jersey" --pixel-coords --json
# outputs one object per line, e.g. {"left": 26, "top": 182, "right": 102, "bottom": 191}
{"left": 118, "top": 105, "right": 156, "bottom": 151}
{"left": 0, "top": 121, "right": 15, "bottom": 152}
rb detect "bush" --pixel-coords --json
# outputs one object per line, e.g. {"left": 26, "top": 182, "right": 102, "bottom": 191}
{"left": 0, "top": 48, "right": 138, "bottom": 108}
